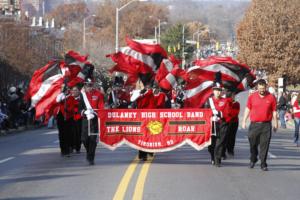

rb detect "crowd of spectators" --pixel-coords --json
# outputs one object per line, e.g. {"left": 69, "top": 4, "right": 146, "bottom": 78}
{"left": 0, "top": 86, "right": 37, "bottom": 133}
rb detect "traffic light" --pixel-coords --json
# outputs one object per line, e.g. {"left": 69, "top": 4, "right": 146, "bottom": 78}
{"left": 168, "top": 45, "right": 171, "bottom": 53}
{"left": 197, "top": 42, "right": 200, "bottom": 49}
{"left": 215, "top": 41, "right": 220, "bottom": 51}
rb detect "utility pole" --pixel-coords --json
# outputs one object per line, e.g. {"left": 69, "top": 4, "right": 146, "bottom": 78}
{"left": 182, "top": 24, "right": 185, "bottom": 69}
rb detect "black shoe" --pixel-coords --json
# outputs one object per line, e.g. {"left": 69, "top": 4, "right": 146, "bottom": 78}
{"left": 215, "top": 162, "right": 221, "bottom": 167}
{"left": 215, "top": 159, "right": 221, "bottom": 167}
{"left": 89, "top": 160, "right": 95, "bottom": 165}
{"left": 249, "top": 162, "right": 255, "bottom": 169}
{"left": 148, "top": 153, "right": 154, "bottom": 157}
{"left": 261, "top": 166, "right": 268, "bottom": 171}
{"left": 142, "top": 156, "right": 147, "bottom": 161}
{"left": 227, "top": 152, "right": 234, "bottom": 157}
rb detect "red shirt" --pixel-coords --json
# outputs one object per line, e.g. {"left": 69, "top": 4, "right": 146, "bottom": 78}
{"left": 58, "top": 95, "right": 75, "bottom": 120}
{"left": 108, "top": 88, "right": 130, "bottom": 105}
{"left": 293, "top": 100, "right": 300, "bottom": 118}
{"left": 72, "top": 96, "right": 81, "bottom": 121}
{"left": 212, "top": 96, "right": 232, "bottom": 123}
{"left": 154, "top": 92, "right": 166, "bottom": 108}
{"left": 247, "top": 91, "right": 276, "bottom": 122}
{"left": 230, "top": 101, "right": 240, "bottom": 122}
{"left": 85, "top": 89, "right": 104, "bottom": 109}
{"left": 137, "top": 89, "right": 155, "bottom": 109}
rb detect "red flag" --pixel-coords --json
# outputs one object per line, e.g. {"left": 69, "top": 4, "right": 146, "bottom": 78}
{"left": 66, "top": 50, "right": 88, "bottom": 63}
{"left": 182, "top": 56, "right": 256, "bottom": 108}
{"left": 126, "top": 37, "right": 168, "bottom": 58}
{"left": 156, "top": 58, "right": 187, "bottom": 91}
{"left": 108, "top": 38, "right": 168, "bottom": 86}
{"left": 26, "top": 61, "right": 65, "bottom": 121}
{"left": 192, "top": 56, "right": 256, "bottom": 92}
{"left": 183, "top": 79, "right": 214, "bottom": 108}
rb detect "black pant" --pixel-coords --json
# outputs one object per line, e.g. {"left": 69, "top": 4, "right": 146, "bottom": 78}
{"left": 81, "top": 118, "right": 98, "bottom": 162}
{"left": 208, "top": 121, "right": 229, "bottom": 163}
{"left": 56, "top": 113, "right": 72, "bottom": 155}
{"left": 226, "top": 121, "right": 239, "bottom": 154}
{"left": 71, "top": 119, "right": 82, "bottom": 152}
{"left": 248, "top": 122, "right": 272, "bottom": 167}
{"left": 138, "top": 150, "right": 150, "bottom": 159}
{"left": 83, "top": 135, "right": 97, "bottom": 162}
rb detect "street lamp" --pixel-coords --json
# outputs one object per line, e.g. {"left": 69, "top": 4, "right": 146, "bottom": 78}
{"left": 83, "top": 14, "right": 96, "bottom": 51}
{"left": 158, "top": 20, "right": 167, "bottom": 44}
{"left": 115, "top": 0, "right": 148, "bottom": 52}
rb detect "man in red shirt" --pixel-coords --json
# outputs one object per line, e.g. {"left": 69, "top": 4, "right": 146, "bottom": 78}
{"left": 242, "top": 79, "right": 278, "bottom": 171}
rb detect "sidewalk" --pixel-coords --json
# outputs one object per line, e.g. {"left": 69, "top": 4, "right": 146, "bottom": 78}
{"left": 0, "top": 124, "right": 44, "bottom": 136}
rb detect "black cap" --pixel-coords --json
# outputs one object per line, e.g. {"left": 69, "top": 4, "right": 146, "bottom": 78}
{"left": 114, "top": 76, "right": 124, "bottom": 86}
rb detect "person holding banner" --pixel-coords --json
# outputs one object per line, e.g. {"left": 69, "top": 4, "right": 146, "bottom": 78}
{"left": 80, "top": 79, "right": 104, "bottom": 165}
{"left": 131, "top": 74, "right": 155, "bottom": 161}
{"left": 205, "top": 83, "right": 232, "bottom": 167}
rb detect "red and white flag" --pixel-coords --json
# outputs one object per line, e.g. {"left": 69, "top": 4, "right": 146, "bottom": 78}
{"left": 183, "top": 56, "right": 256, "bottom": 108}
{"left": 26, "top": 61, "right": 65, "bottom": 121}
{"left": 191, "top": 56, "right": 256, "bottom": 92}
{"left": 108, "top": 37, "right": 168, "bottom": 86}
{"left": 64, "top": 51, "right": 90, "bottom": 87}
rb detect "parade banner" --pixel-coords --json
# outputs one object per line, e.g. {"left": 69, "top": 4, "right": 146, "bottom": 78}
{"left": 97, "top": 109, "right": 212, "bottom": 152}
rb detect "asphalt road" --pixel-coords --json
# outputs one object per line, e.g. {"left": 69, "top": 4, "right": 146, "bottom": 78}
{"left": 0, "top": 92, "right": 300, "bottom": 200}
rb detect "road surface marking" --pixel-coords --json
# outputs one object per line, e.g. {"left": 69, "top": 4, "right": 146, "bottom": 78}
{"left": 0, "top": 157, "right": 15, "bottom": 164}
{"left": 132, "top": 156, "right": 154, "bottom": 200}
{"left": 43, "top": 130, "right": 58, "bottom": 135}
{"left": 113, "top": 156, "right": 140, "bottom": 200}
{"left": 268, "top": 152, "right": 277, "bottom": 158}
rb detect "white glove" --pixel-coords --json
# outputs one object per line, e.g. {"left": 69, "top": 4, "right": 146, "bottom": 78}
{"left": 86, "top": 113, "right": 95, "bottom": 120}
{"left": 56, "top": 93, "right": 66, "bottom": 102}
{"left": 84, "top": 109, "right": 93, "bottom": 115}
{"left": 212, "top": 115, "right": 220, "bottom": 122}
{"left": 130, "top": 90, "right": 141, "bottom": 102}
{"left": 212, "top": 109, "right": 219, "bottom": 115}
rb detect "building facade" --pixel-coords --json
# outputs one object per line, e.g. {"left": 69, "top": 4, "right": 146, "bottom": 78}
{"left": 0, "top": 0, "right": 21, "bottom": 15}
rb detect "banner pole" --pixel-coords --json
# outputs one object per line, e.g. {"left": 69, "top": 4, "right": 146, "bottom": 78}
{"left": 88, "top": 118, "right": 91, "bottom": 136}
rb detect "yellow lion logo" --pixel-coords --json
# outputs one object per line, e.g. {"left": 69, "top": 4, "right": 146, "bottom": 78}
{"left": 147, "top": 121, "right": 163, "bottom": 135}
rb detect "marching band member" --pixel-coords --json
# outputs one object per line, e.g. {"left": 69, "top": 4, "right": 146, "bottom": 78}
{"left": 56, "top": 84, "right": 74, "bottom": 157}
{"left": 153, "top": 83, "right": 168, "bottom": 109}
{"left": 225, "top": 92, "right": 240, "bottom": 157}
{"left": 108, "top": 76, "right": 130, "bottom": 109}
{"left": 70, "top": 85, "right": 82, "bottom": 153}
{"left": 204, "top": 82, "right": 232, "bottom": 167}
{"left": 130, "top": 74, "right": 155, "bottom": 161}
{"left": 79, "top": 78, "right": 105, "bottom": 165}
